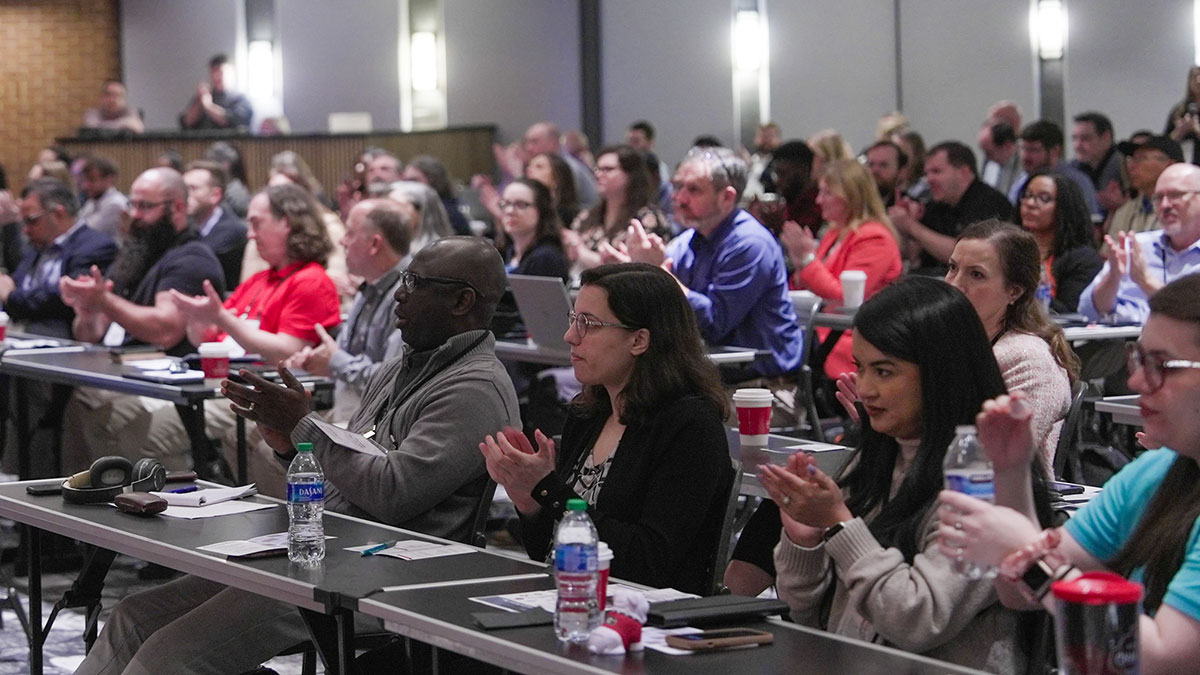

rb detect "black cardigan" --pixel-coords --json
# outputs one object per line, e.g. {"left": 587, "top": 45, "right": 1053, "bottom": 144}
{"left": 520, "top": 396, "right": 730, "bottom": 596}
{"left": 1051, "top": 243, "right": 1104, "bottom": 314}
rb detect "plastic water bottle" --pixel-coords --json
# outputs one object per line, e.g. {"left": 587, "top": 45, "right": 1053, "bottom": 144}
{"left": 553, "top": 498, "right": 600, "bottom": 642}
{"left": 943, "top": 426, "right": 997, "bottom": 580}
{"left": 287, "top": 442, "right": 325, "bottom": 564}
{"left": 1035, "top": 266, "right": 1053, "bottom": 310}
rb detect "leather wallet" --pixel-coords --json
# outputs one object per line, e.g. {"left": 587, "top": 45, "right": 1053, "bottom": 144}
{"left": 114, "top": 492, "right": 168, "bottom": 515}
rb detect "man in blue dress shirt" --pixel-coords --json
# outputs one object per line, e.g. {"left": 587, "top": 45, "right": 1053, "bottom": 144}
{"left": 625, "top": 146, "right": 802, "bottom": 418}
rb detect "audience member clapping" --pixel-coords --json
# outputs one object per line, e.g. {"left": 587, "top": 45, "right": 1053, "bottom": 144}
{"left": 765, "top": 276, "right": 1050, "bottom": 673}
{"left": 563, "top": 145, "right": 669, "bottom": 275}
{"left": 481, "top": 263, "right": 731, "bottom": 595}
{"left": 779, "top": 158, "right": 902, "bottom": 379}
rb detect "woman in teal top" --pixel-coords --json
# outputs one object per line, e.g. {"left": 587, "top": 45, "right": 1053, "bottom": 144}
{"left": 940, "top": 274, "right": 1200, "bottom": 672}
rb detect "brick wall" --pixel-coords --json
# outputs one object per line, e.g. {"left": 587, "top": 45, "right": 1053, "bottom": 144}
{"left": 0, "top": 0, "right": 120, "bottom": 191}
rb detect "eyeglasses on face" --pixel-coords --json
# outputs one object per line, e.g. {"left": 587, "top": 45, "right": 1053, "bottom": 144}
{"left": 567, "top": 311, "right": 634, "bottom": 339}
{"left": 21, "top": 212, "right": 45, "bottom": 226}
{"left": 498, "top": 199, "right": 534, "bottom": 212}
{"left": 1020, "top": 191, "right": 1055, "bottom": 205}
{"left": 1126, "top": 342, "right": 1200, "bottom": 393}
{"left": 399, "top": 270, "right": 487, "bottom": 299}
{"left": 1150, "top": 190, "right": 1200, "bottom": 206}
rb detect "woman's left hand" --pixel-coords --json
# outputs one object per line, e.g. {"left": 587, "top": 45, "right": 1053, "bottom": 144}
{"left": 760, "top": 452, "right": 850, "bottom": 529}
{"left": 936, "top": 490, "right": 1042, "bottom": 567}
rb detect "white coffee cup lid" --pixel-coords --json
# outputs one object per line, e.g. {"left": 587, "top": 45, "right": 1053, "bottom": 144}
{"left": 840, "top": 270, "right": 867, "bottom": 280}
{"left": 732, "top": 388, "right": 773, "bottom": 405}
{"left": 598, "top": 541, "right": 613, "bottom": 561}
{"left": 198, "top": 341, "right": 229, "bottom": 356}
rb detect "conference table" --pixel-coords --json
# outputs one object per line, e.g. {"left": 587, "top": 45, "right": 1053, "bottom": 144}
{"left": 1, "top": 472, "right": 984, "bottom": 675}
{"left": 0, "top": 342, "right": 333, "bottom": 484}
{"left": 0, "top": 479, "right": 546, "bottom": 675}
{"left": 812, "top": 307, "right": 1143, "bottom": 342}
{"left": 1094, "top": 395, "right": 1142, "bottom": 427}
{"left": 723, "top": 427, "right": 855, "bottom": 499}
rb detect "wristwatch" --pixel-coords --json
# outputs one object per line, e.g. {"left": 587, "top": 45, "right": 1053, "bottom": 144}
{"left": 822, "top": 518, "right": 854, "bottom": 543}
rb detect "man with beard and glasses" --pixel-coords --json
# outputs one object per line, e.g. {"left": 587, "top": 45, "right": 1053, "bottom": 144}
{"left": 59, "top": 167, "right": 226, "bottom": 474}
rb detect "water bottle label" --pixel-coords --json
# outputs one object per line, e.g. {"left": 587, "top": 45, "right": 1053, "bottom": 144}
{"left": 945, "top": 472, "right": 995, "bottom": 500}
{"left": 287, "top": 482, "right": 324, "bottom": 503}
{"left": 555, "top": 544, "right": 597, "bottom": 573}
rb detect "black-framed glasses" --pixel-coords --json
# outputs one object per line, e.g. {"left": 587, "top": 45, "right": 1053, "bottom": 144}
{"left": 1126, "top": 342, "right": 1200, "bottom": 392}
{"left": 399, "top": 270, "right": 487, "bottom": 299}
{"left": 498, "top": 199, "right": 534, "bottom": 211}
{"left": 567, "top": 311, "right": 634, "bottom": 339}
{"left": 21, "top": 212, "right": 45, "bottom": 226}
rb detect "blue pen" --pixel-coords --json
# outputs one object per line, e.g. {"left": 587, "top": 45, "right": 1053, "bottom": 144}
{"left": 168, "top": 486, "right": 198, "bottom": 494}
{"left": 361, "top": 540, "right": 397, "bottom": 556}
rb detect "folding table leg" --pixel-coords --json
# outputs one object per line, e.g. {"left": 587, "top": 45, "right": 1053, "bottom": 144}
{"left": 298, "top": 607, "right": 354, "bottom": 675}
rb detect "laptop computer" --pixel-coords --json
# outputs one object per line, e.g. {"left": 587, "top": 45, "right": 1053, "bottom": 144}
{"left": 508, "top": 275, "right": 572, "bottom": 353}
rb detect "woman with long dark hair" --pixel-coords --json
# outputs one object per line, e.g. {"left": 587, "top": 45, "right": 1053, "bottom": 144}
{"left": 480, "top": 263, "right": 731, "bottom": 594}
{"left": 940, "top": 274, "right": 1200, "bottom": 673}
{"left": 563, "top": 145, "right": 669, "bottom": 274}
{"left": 1017, "top": 170, "right": 1103, "bottom": 312}
{"left": 764, "top": 276, "right": 1050, "bottom": 672}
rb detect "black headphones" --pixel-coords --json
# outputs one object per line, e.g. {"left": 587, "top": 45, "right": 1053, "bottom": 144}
{"left": 61, "top": 456, "right": 167, "bottom": 505}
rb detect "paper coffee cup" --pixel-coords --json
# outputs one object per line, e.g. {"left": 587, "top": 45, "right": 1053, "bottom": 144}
{"left": 0, "top": 311, "right": 9, "bottom": 340}
{"left": 597, "top": 542, "right": 613, "bottom": 612}
{"left": 198, "top": 341, "right": 231, "bottom": 380}
{"left": 840, "top": 270, "right": 867, "bottom": 309}
{"left": 733, "top": 388, "right": 773, "bottom": 445}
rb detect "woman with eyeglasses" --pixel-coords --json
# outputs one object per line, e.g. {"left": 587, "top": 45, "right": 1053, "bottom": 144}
{"left": 938, "top": 274, "right": 1200, "bottom": 673}
{"left": 1017, "top": 170, "right": 1103, "bottom": 313}
{"left": 479, "top": 263, "right": 732, "bottom": 595}
{"left": 563, "top": 145, "right": 670, "bottom": 275}
{"left": 496, "top": 178, "right": 568, "bottom": 282}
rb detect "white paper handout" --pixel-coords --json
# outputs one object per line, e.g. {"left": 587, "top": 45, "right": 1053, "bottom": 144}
{"left": 151, "top": 484, "right": 257, "bottom": 507}
{"left": 311, "top": 418, "right": 385, "bottom": 456}
{"left": 344, "top": 539, "right": 475, "bottom": 560}
{"left": 162, "top": 501, "right": 274, "bottom": 519}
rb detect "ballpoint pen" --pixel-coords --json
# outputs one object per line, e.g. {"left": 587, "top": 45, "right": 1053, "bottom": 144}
{"left": 361, "top": 540, "right": 398, "bottom": 556}
{"left": 168, "top": 486, "right": 199, "bottom": 494}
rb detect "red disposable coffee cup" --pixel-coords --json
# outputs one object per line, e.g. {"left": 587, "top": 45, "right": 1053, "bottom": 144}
{"left": 0, "top": 311, "right": 9, "bottom": 340}
{"left": 198, "top": 342, "right": 230, "bottom": 381}
{"left": 597, "top": 542, "right": 613, "bottom": 612}
{"left": 733, "top": 388, "right": 773, "bottom": 445}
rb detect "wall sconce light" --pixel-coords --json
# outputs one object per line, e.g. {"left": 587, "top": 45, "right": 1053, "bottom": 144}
{"left": 733, "top": 10, "right": 766, "bottom": 72}
{"left": 1032, "top": 0, "right": 1067, "bottom": 60}
{"left": 411, "top": 31, "right": 438, "bottom": 92}
{"left": 246, "top": 39, "right": 274, "bottom": 99}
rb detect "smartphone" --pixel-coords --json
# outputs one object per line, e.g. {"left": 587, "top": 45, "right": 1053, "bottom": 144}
{"left": 1049, "top": 480, "right": 1085, "bottom": 496}
{"left": 665, "top": 628, "right": 773, "bottom": 651}
{"left": 26, "top": 483, "right": 62, "bottom": 496}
